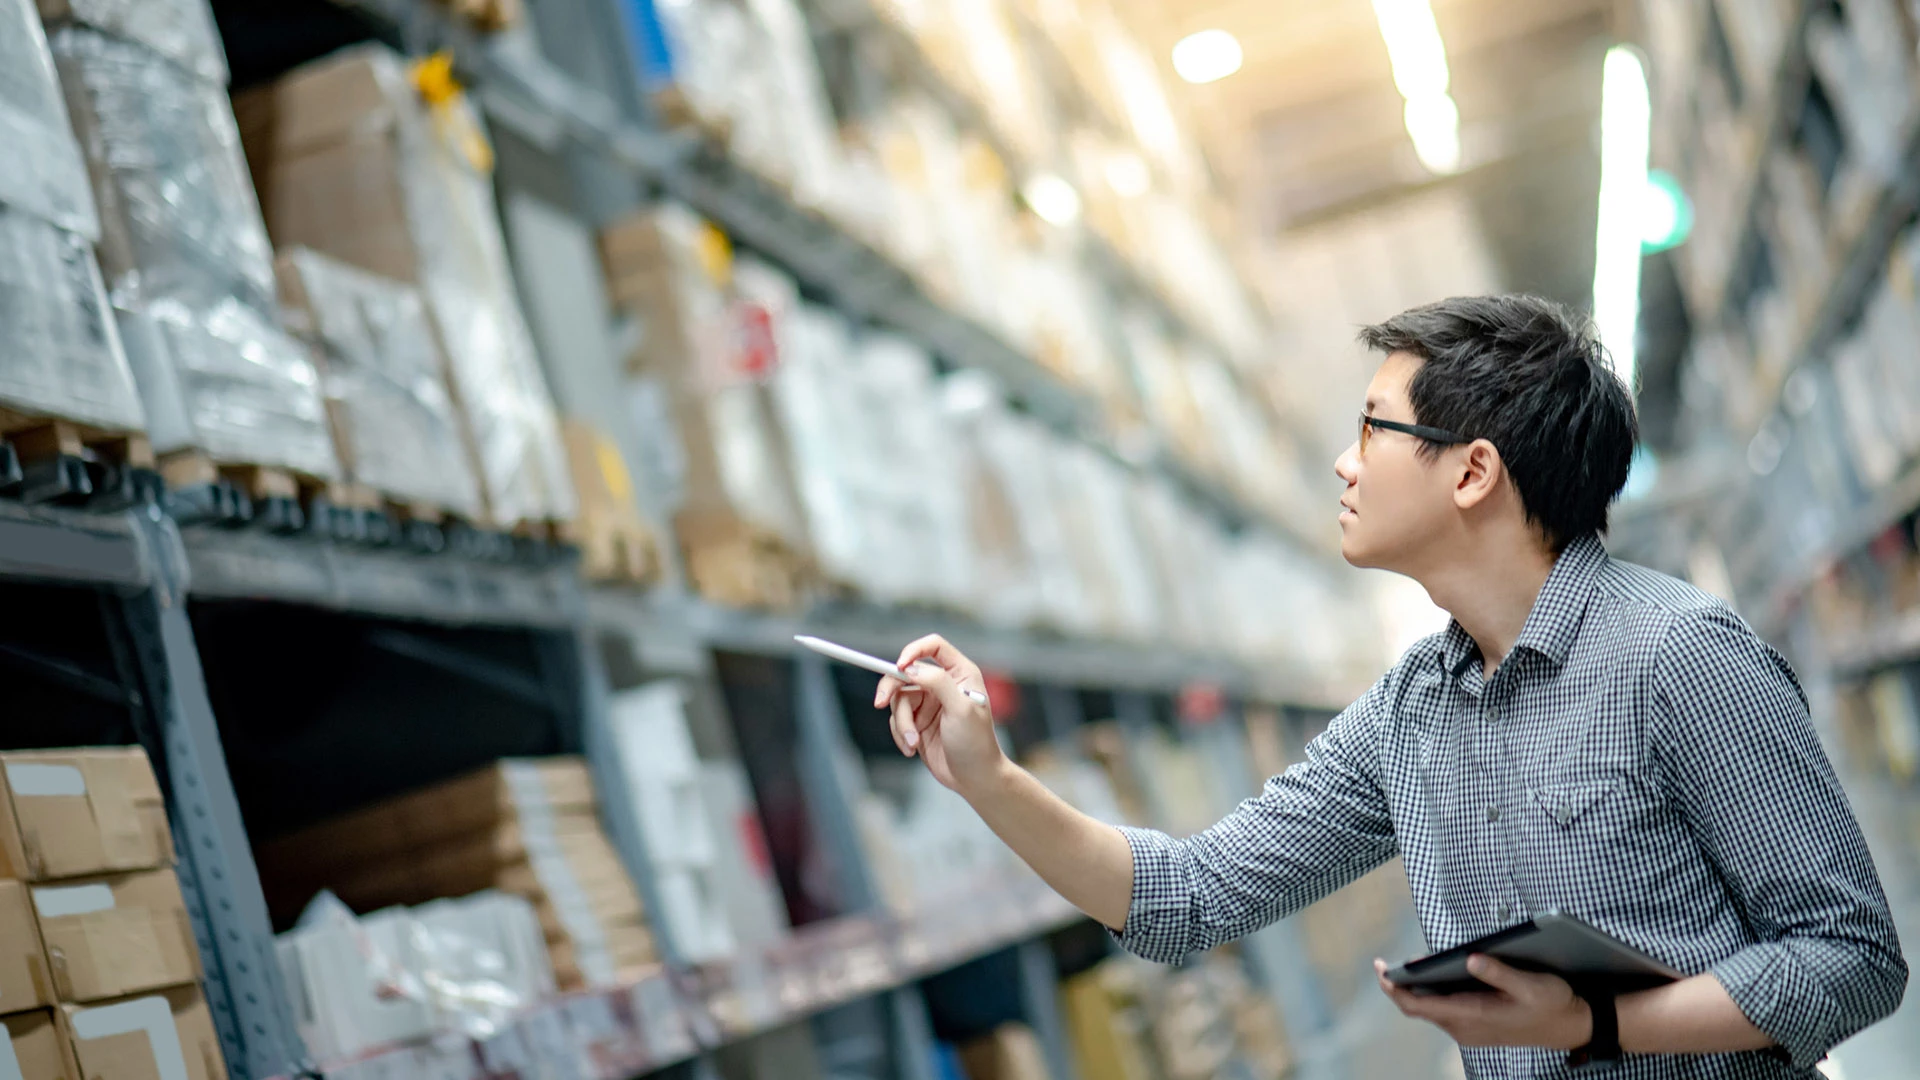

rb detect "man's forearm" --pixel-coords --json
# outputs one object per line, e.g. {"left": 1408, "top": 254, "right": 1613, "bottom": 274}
{"left": 961, "top": 757, "right": 1134, "bottom": 930}
{"left": 1617, "top": 973, "right": 1772, "bottom": 1055}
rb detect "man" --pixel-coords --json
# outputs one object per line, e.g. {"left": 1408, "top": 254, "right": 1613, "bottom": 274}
{"left": 875, "top": 295, "right": 1906, "bottom": 1078}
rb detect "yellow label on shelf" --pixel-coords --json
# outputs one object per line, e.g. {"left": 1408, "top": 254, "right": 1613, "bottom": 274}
{"left": 594, "top": 434, "right": 635, "bottom": 505}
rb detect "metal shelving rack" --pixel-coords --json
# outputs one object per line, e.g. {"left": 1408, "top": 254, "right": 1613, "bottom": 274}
{"left": 0, "top": 4, "right": 1383, "bottom": 1080}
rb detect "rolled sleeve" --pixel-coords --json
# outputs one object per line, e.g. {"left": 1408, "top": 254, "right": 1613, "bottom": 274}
{"left": 1655, "top": 611, "right": 1908, "bottom": 1065}
{"left": 1106, "top": 677, "right": 1398, "bottom": 965}
{"left": 1111, "top": 824, "right": 1200, "bottom": 964}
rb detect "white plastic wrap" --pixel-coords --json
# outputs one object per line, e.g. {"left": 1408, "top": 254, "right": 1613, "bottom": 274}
{"left": 278, "top": 891, "right": 554, "bottom": 1063}
{"left": 244, "top": 47, "right": 573, "bottom": 523}
{"left": 38, "top": 0, "right": 229, "bottom": 84}
{"left": 0, "top": 203, "right": 144, "bottom": 431}
{"left": 53, "top": 28, "right": 335, "bottom": 475}
{"left": 0, "top": 0, "right": 97, "bottom": 237}
{"left": 279, "top": 248, "right": 485, "bottom": 519}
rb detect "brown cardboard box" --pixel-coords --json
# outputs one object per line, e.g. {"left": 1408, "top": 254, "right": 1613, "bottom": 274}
{"left": 1060, "top": 970, "right": 1152, "bottom": 1080}
{"left": 32, "top": 869, "right": 199, "bottom": 1003}
{"left": 0, "top": 1009, "right": 81, "bottom": 1080}
{"left": 0, "top": 750, "right": 173, "bottom": 882}
{"left": 60, "top": 984, "right": 227, "bottom": 1080}
{"left": 561, "top": 418, "right": 659, "bottom": 585}
{"left": 0, "top": 881, "right": 54, "bottom": 1011}
{"left": 958, "top": 1024, "right": 1053, "bottom": 1080}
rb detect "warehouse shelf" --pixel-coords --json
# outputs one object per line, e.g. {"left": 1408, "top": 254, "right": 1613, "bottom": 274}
{"left": 270, "top": 875, "right": 1084, "bottom": 1080}
{"left": 1822, "top": 603, "right": 1920, "bottom": 676}
{"left": 1682, "top": 0, "right": 1816, "bottom": 323}
{"left": 592, "top": 589, "right": 1355, "bottom": 710}
{"left": 179, "top": 525, "right": 582, "bottom": 628}
{"left": 0, "top": 499, "right": 154, "bottom": 589}
{"left": 1758, "top": 456, "right": 1920, "bottom": 635}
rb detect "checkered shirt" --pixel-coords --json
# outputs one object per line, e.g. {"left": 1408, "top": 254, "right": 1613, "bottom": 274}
{"left": 1114, "top": 534, "right": 1906, "bottom": 1078}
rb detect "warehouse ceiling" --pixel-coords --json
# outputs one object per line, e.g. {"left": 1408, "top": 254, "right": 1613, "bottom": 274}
{"left": 1121, "top": 0, "right": 1626, "bottom": 310}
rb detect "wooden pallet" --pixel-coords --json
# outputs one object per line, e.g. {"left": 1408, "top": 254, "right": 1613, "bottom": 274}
{"left": 0, "top": 407, "right": 154, "bottom": 504}
{"left": 578, "top": 519, "right": 658, "bottom": 586}
{"left": 680, "top": 522, "right": 811, "bottom": 611}
{"left": 160, "top": 452, "right": 332, "bottom": 504}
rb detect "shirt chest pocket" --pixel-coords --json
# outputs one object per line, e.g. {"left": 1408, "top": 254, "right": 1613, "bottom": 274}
{"left": 1530, "top": 778, "right": 1620, "bottom": 827}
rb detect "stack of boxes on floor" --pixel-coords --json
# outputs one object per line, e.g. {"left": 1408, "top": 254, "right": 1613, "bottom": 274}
{"left": 257, "top": 759, "right": 656, "bottom": 999}
{"left": 42, "top": 0, "right": 339, "bottom": 487}
{"left": 0, "top": 747, "right": 228, "bottom": 1080}
{"left": 0, "top": 0, "right": 146, "bottom": 450}
{"left": 235, "top": 45, "right": 575, "bottom": 533}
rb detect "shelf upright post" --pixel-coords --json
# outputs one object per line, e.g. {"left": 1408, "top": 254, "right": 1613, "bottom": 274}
{"left": 793, "top": 653, "right": 948, "bottom": 1077}
{"left": 535, "top": 600, "right": 688, "bottom": 969}
{"left": 1016, "top": 938, "right": 1081, "bottom": 1080}
{"left": 107, "top": 510, "right": 309, "bottom": 1080}
{"left": 792, "top": 651, "right": 883, "bottom": 912}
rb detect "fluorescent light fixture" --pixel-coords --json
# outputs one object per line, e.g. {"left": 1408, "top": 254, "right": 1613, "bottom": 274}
{"left": 1592, "top": 45, "right": 1651, "bottom": 391}
{"left": 1373, "top": 0, "right": 1450, "bottom": 98}
{"left": 1403, "top": 93, "right": 1461, "bottom": 174}
{"left": 1104, "top": 152, "right": 1152, "bottom": 198}
{"left": 1172, "top": 29, "right": 1243, "bottom": 85}
{"left": 1371, "top": 0, "right": 1460, "bottom": 176}
{"left": 1022, "top": 173, "right": 1083, "bottom": 226}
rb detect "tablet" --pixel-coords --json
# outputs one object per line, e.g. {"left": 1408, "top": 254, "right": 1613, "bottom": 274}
{"left": 1385, "top": 910, "right": 1684, "bottom": 995}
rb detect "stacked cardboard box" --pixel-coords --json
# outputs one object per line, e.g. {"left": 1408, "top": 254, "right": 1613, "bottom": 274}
{"left": 957, "top": 1024, "right": 1054, "bottom": 1080}
{"left": 275, "top": 246, "right": 485, "bottom": 521}
{"left": 236, "top": 45, "right": 575, "bottom": 530}
{"left": 255, "top": 758, "right": 656, "bottom": 991}
{"left": 45, "top": 6, "right": 337, "bottom": 481}
{"left": 597, "top": 208, "right": 812, "bottom": 607}
{"left": 0, "top": 0, "right": 146, "bottom": 439}
{"left": 0, "top": 747, "right": 229, "bottom": 1080}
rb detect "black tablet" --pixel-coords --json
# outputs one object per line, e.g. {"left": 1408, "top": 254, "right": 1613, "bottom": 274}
{"left": 1385, "top": 910, "right": 1684, "bottom": 995}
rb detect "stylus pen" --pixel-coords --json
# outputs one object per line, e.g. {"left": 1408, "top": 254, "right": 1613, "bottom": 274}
{"left": 794, "top": 635, "right": 991, "bottom": 705}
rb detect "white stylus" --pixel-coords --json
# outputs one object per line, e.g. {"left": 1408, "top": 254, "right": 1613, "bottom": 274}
{"left": 794, "top": 635, "right": 991, "bottom": 705}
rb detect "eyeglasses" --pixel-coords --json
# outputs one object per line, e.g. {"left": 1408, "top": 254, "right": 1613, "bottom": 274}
{"left": 1358, "top": 414, "right": 1472, "bottom": 456}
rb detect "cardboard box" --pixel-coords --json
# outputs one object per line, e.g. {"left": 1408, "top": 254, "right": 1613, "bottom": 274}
{"left": 0, "top": 881, "right": 54, "bottom": 1012}
{"left": 0, "top": 749, "right": 172, "bottom": 882}
{"left": 0, "top": 1009, "right": 81, "bottom": 1080}
{"left": 32, "top": 869, "right": 199, "bottom": 1003}
{"left": 958, "top": 1024, "right": 1052, "bottom": 1080}
{"left": 60, "top": 984, "right": 226, "bottom": 1080}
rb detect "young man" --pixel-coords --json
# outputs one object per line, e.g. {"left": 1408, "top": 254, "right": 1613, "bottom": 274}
{"left": 875, "top": 295, "right": 1906, "bottom": 1078}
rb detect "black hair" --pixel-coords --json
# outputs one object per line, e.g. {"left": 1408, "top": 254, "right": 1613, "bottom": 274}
{"left": 1357, "top": 294, "right": 1638, "bottom": 550}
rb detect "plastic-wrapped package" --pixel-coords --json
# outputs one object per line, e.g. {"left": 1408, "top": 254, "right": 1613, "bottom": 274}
{"left": 115, "top": 297, "right": 336, "bottom": 473}
{"left": 52, "top": 29, "right": 274, "bottom": 311}
{"left": 237, "top": 46, "right": 574, "bottom": 524}
{"left": 38, "top": 0, "right": 228, "bottom": 84}
{"left": 53, "top": 27, "right": 335, "bottom": 476}
{"left": 0, "top": 0, "right": 97, "bottom": 237}
{"left": 277, "top": 248, "right": 485, "bottom": 519}
{"left": 0, "top": 203, "right": 144, "bottom": 431}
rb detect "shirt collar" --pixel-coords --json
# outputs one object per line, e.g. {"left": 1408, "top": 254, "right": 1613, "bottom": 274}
{"left": 1442, "top": 532, "right": 1608, "bottom": 678}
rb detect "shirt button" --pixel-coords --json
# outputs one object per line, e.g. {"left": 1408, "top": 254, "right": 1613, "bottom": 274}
{"left": 1486, "top": 804, "right": 1500, "bottom": 822}
{"left": 1497, "top": 902, "right": 1512, "bottom": 923}
{"left": 1487, "top": 706, "right": 1499, "bottom": 721}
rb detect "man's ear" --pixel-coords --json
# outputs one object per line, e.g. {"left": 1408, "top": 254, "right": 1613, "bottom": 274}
{"left": 1452, "top": 438, "right": 1504, "bottom": 511}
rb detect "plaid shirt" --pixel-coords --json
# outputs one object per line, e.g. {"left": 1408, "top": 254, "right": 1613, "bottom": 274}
{"left": 1115, "top": 534, "right": 1907, "bottom": 1079}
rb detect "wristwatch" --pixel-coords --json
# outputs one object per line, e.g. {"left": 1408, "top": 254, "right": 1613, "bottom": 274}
{"left": 1566, "top": 988, "right": 1621, "bottom": 1070}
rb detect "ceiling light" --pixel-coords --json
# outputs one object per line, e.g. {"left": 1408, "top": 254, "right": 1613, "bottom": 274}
{"left": 1371, "top": 0, "right": 1460, "bottom": 177}
{"left": 1403, "top": 94, "right": 1461, "bottom": 174}
{"left": 1022, "top": 174, "right": 1082, "bottom": 226}
{"left": 1372, "top": 0, "right": 1450, "bottom": 98}
{"left": 1592, "top": 45, "right": 1651, "bottom": 391}
{"left": 1104, "top": 152, "right": 1151, "bottom": 197}
{"left": 1172, "top": 29, "right": 1243, "bottom": 85}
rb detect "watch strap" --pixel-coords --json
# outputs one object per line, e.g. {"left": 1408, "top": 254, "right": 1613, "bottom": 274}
{"left": 1566, "top": 987, "right": 1621, "bottom": 1070}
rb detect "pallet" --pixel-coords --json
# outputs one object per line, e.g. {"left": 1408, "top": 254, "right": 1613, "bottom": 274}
{"left": 680, "top": 523, "right": 811, "bottom": 611}
{"left": 161, "top": 451, "right": 343, "bottom": 534}
{"left": 578, "top": 519, "right": 658, "bottom": 586}
{"left": 0, "top": 407, "right": 156, "bottom": 507}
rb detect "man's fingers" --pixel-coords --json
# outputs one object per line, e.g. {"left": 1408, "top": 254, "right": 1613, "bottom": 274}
{"left": 874, "top": 674, "right": 906, "bottom": 709}
{"left": 903, "top": 660, "right": 975, "bottom": 716}
{"left": 898, "top": 635, "right": 983, "bottom": 685}
{"left": 888, "top": 696, "right": 915, "bottom": 756}
{"left": 1464, "top": 954, "right": 1539, "bottom": 998}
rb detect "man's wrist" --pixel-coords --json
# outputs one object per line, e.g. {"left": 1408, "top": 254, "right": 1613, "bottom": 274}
{"left": 957, "top": 753, "right": 1021, "bottom": 804}
{"left": 1562, "top": 994, "right": 1594, "bottom": 1051}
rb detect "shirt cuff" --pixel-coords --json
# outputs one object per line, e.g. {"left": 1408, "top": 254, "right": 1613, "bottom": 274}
{"left": 1709, "top": 944, "right": 1844, "bottom": 1070}
{"left": 1108, "top": 825, "right": 1196, "bottom": 965}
